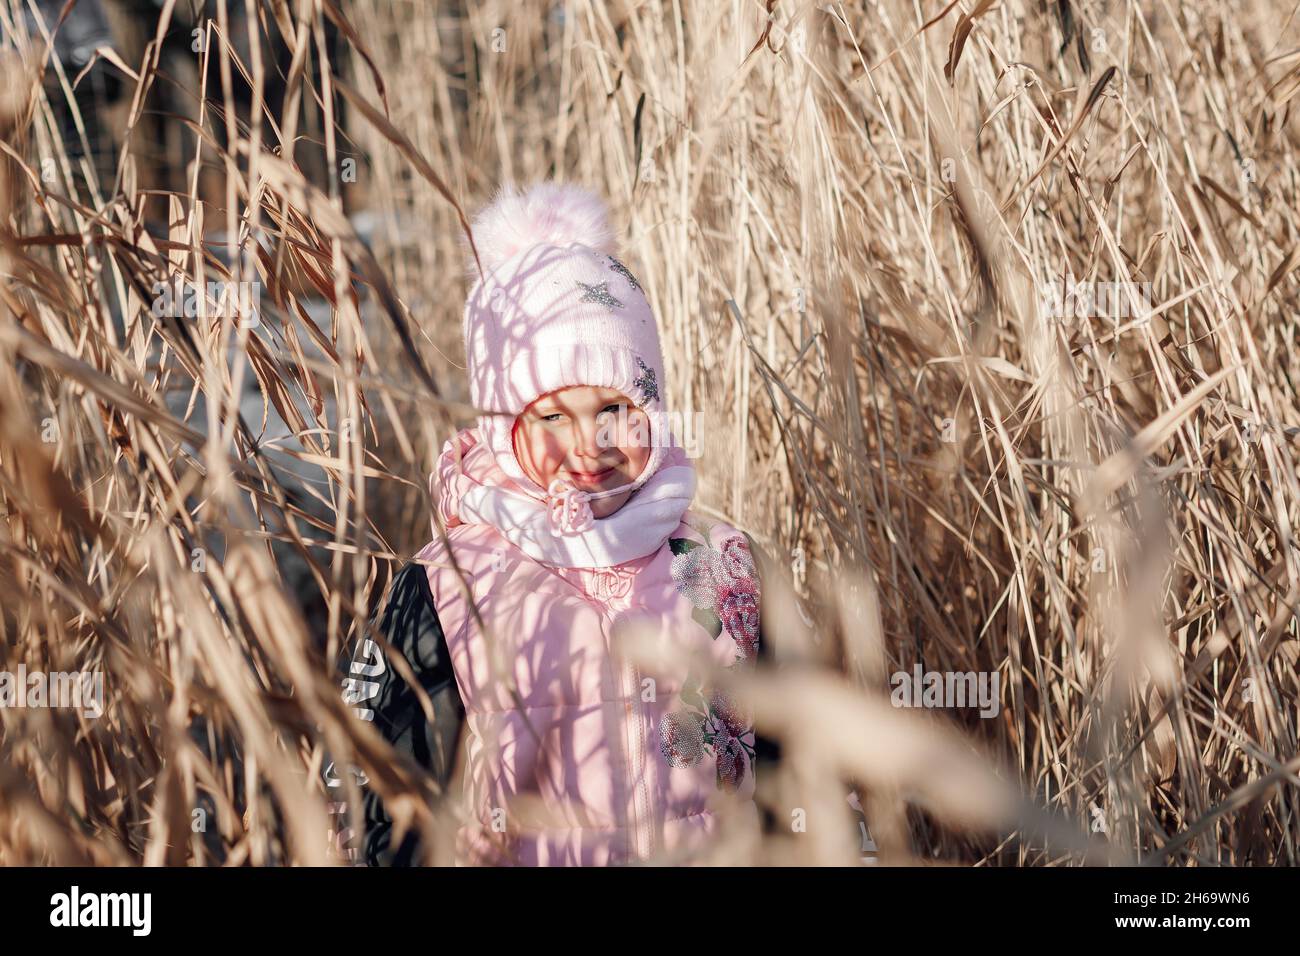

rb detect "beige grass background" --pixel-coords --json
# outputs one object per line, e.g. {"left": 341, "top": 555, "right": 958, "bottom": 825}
{"left": 0, "top": 0, "right": 1298, "bottom": 865}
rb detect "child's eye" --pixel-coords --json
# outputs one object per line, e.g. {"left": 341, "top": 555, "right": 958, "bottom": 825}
{"left": 540, "top": 413, "right": 564, "bottom": 423}
{"left": 599, "top": 403, "right": 626, "bottom": 416}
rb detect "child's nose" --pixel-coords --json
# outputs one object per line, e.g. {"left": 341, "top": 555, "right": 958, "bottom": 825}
{"left": 571, "top": 418, "right": 606, "bottom": 459}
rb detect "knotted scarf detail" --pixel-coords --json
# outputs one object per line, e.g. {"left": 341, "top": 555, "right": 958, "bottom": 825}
{"left": 431, "top": 426, "right": 696, "bottom": 570}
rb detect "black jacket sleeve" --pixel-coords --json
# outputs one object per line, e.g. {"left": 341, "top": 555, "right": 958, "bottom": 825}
{"left": 337, "top": 561, "right": 466, "bottom": 866}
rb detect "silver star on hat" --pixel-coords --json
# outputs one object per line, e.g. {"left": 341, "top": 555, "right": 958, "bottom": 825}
{"left": 575, "top": 280, "right": 623, "bottom": 312}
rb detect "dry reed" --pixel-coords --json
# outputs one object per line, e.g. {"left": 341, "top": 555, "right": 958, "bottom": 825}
{"left": 0, "top": 0, "right": 1297, "bottom": 866}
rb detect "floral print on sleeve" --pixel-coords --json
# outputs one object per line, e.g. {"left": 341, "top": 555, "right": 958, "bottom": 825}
{"left": 667, "top": 534, "right": 760, "bottom": 661}
{"left": 661, "top": 533, "right": 761, "bottom": 792}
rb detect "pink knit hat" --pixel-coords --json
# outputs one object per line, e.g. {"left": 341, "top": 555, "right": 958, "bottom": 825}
{"left": 461, "top": 182, "right": 675, "bottom": 505}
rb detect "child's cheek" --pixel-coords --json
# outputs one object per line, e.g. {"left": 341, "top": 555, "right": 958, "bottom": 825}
{"left": 515, "top": 423, "right": 552, "bottom": 485}
{"left": 525, "top": 427, "right": 566, "bottom": 481}
{"left": 543, "top": 431, "right": 568, "bottom": 471}
{"left": 626, "top": 433, "right": 651, "bottom": 471}
{"left": 632, "top": 413, "right": 652, "bottom": 462}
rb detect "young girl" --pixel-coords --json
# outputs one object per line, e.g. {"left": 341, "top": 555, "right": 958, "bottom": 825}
{"left": 340, "top": 182, "right": 774, "bottom": 866}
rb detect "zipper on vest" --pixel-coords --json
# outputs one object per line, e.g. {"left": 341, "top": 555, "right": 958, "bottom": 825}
{"left": 599, "top": 590, "right": 653, "bottom": 864}
{"left": 625, "top": 659, "right": 653, "bottom": 862}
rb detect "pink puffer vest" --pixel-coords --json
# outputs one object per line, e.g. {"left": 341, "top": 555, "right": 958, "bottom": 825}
{"left": 415, "top": 504, "right": 762, "bottom": 866}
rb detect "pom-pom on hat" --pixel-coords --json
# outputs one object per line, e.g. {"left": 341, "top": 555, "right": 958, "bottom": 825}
{"left": 461, "top": 182, "right": 674, "bottom": 501}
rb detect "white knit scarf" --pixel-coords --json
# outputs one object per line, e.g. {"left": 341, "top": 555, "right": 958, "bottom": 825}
{"left": 434, "top": 428, "right": 696, "bottom": 569}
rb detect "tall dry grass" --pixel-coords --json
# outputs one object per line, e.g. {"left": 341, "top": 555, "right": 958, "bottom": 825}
{"left": 0, "top": 0, "right": 1297, "bottom": 865}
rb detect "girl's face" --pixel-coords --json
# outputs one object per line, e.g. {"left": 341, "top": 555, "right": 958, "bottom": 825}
{"left": 512, "top": 385, "right": 652, "bottom": 518}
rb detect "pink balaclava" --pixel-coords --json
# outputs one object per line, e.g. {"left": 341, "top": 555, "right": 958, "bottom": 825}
{"left": 445, "top": 181, "right": 695, "bottom": 568}
{"left": 464, "top": 183, "right": 674, "bottom": 504}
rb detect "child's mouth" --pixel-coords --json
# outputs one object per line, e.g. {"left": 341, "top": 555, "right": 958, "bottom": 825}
{"left": 566, "top": 465, "right": 617, "bottom": 487}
